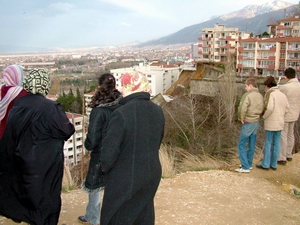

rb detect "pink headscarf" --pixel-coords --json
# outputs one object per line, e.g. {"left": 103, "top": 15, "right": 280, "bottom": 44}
{"left": 0, "top": 65, "right": 25, "bottom": 121}
{"left": 120, "top": 72, "right": 152, "bottom": 97}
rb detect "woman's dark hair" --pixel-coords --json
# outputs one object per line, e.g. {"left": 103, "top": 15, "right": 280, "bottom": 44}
{"left": 264, "top": 76, "right": 277, "bottom": 88}
{"left": 88, "top": 73, "right": 121, "bottom": 108}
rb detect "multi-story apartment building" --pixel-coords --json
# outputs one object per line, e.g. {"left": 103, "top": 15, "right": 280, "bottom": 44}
{"left": 110, "top": 62, "right": 180, "bottom": 97}
{"left": 273, "top": 16, "right": 300, "bottom": 37}
{"left": 63, "top": 112, "right": 84, "bottom": 168}
{"left": 237, "top": 36, "right": 300, "bottom": 77}
{"left": 83, "top": 91, "right": 94, "bottom": 116}
{"left": 198, "top": 24, "right": 250, "bottom": 63}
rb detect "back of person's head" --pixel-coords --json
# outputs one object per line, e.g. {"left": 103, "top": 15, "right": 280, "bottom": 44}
{"left": 245, "top": 78, "right": 257, "bottom": 88}
{"left": 264, "top": 76, "right": 277, "bottom": 88}
{"left": 2, "top": 64, "right": 25, "bottom": 86}
{"left": 120, "top": 71, "right": 151, "bottom": 97}
{"left": 284, "top": 67, "right": 296, "bottom": 79}
{"left": 89, "top": 73, "right": 120, "bottom": 108}
{"left": 23, "top": 68, "right": 51, "bottom": 96}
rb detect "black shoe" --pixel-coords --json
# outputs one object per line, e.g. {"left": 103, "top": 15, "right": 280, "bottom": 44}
{"left": 78, "top": 216, "right": 90, "bottom": 224}
{"left": 270, "top": 166, "right": 277, "bottom": 170}
{"left": 256, "top": 164, "right": 269, "bottom": 170}
{"left": 277, "top": 160, "right": 287, "bottom": 165}
{"left": 287, "top": 158, "right": 292, "bottom": 162}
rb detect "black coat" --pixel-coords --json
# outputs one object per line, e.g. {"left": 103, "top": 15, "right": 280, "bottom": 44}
{"left": 100, "top": 92, "right": 165, "bottom": 225}
{"left": 83, "top": 100, "right": 120, "bottom": 192}
{"left": 0, "top": 94, "right": 75, "bottom": 225}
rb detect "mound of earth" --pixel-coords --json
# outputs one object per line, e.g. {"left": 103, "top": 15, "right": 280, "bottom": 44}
{"left": 1, "top": 153, "right": 300, "bottom": 225}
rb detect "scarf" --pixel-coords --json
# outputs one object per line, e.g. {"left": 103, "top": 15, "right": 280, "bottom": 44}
{"left": 0, "top": 64, "right": 25, "bottom": 121}
{"left": 23, "top": 68, "right": 51, "bottom": 97}
{"left": 120, "top": 71, "right": 152, "bottom": 97}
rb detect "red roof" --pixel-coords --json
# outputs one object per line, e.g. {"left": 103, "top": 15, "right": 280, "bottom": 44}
{"left": 278, "top": 17, "right": 300, "bottom": 22}
{"left": 66, "top": 113, "right": 82, "bottom": 119}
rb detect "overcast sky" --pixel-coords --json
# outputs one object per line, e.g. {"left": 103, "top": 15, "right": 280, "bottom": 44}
{"left": 0, "top": 0, "right": 299, "bottom": 52}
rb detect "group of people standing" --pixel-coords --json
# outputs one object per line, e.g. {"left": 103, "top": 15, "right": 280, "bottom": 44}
{"left": 236, "top": 68, "right": 300, "bottom": 173}
{"left": 0, "top": 65, "right": 165, "bottom": 225}
{"left": 79, "top": 72, "right": 165, "bottom": 225}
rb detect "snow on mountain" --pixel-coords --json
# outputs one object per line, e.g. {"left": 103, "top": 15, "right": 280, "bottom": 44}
{"left": 220, "top": 0, "right": 295, "bottom": 20}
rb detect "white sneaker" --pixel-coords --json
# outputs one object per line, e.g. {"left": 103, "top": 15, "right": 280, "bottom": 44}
{"left": 235, "top": 168, "right": 250, "bottom": 173}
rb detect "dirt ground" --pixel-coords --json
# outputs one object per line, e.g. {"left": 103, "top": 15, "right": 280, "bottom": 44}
{"left": 1, "top": 153, "right": 300, "bottom": 225}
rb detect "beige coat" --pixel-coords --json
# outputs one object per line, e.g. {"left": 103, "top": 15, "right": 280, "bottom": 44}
{"left": 278, "top": 78, "right": 300, "bottom": 122}
{"left": 238, "top": 88, "right": 264, "bottom": 123}
{"left": 263, "top": 87, "right": 289, "bottom": 131}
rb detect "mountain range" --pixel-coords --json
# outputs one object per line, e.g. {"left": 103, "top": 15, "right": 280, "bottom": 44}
{"left": 139, "top": 0, "right": 299, "bottom": 47}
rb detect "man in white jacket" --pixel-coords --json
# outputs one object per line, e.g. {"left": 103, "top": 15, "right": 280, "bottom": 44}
{"left": 278, "top": 68, "right": 300, "bottom": 165}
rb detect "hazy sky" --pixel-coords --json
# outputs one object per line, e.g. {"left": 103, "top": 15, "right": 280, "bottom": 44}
{"left": 0, "top": 0, "right": 299, "bottom": 52}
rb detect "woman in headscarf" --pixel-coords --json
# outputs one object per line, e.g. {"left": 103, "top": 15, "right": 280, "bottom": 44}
{"left": 0, "top": 68, "right": 75, "bottom": 225}
{"left": 100, "top": 71, "right": 165, "bottom": 225}
{"left": 0, "top": 64, "right": 28, "bottom": 138}
{"left": 0, "top": 65, "right": 29, "bottom": 203}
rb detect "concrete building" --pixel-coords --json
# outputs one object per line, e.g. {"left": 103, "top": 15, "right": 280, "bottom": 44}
{"left": 110, "top": 62, "right": 180, "bottom": 97}
{"left": 83, "top": 91, "right": 94, "bottom": 116}
{"left": 273, "top": 16, "right": 300, "bottom": 37}
{"left": 198, "top": 24, "right": 250, "bottom": 63}
{"left": 191, "top": 43, "right": 201, "bottom": 59}
{"left": 237, "top": 36, "right": 300, "bottom": 77}
{"left": 64, "top": 113, "right": 84, "bottom": 168}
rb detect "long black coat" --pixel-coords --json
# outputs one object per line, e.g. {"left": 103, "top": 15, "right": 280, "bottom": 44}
{"left": 100, "top": 92, "right": 165, "bottom": 225}
{"left": 0, "top": 94, "right": 75, "bottom": 225}
{"left": 83, "top": 100, "right": 120, "bottom": 192}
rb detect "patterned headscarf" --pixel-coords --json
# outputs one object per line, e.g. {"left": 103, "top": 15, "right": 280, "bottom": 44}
{"left": 120, "top": 72, "right": 152, "bottom": 97}
{"left": 23, "top": 68, "right": 51, "bottom": 97}
{"left": 0, "top": 64, "right": 26, "bottom": 121}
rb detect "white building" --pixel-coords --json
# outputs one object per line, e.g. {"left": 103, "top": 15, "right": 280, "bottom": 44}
{"left": 110, "top": 63, "right": 180, "bottom": 97}
{"left": 63, "top": 113, "right": 85, "bottom": 168}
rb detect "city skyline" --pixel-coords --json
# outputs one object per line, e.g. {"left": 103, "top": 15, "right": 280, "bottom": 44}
{"left": 0, "top": 0, "right": 299, "bottom": 53}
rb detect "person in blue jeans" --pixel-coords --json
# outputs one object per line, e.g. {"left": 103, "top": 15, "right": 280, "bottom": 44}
{"left": 256, "top": 76, "right": 289, "bottom": 170}
{"left": 236, "top": 78, "right": 264, "bottom": 173}
{"left": 78, "top": 73, "right": 122, "bottom": 225}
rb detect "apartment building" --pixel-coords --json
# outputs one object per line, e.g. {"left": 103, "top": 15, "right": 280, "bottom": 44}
{"left": 63, "top": 112, "right": 84, "bottom": 168}
{"left": 198, "top": 24, "right": 250, "bottom": 63}
{"left": 110, "top": 63, "right": 180, "bottom": 97}
{"left": 83, "top": 91, "right": 94, "bottom": 116}
{"left": 237, "top": 36, "right": 300, "bottom": 77}
{"left": 273, "top": 16, "right": 300, "bottom": 37}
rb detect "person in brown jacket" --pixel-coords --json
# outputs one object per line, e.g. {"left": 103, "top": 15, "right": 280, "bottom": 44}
{"left": 256, "top": 76, "right": 289, "bottom": 170}
{"left": 278, "top": 68, "right": 300, "bottom": 165}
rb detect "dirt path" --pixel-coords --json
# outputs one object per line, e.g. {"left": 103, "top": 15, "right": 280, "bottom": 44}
{"left": 1, "top": 153, "right": 300, "bottom": 225}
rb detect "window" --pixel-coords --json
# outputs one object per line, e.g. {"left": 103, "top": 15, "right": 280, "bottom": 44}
{"left": 68, "top": 147, "right": 73, "bottom": 151}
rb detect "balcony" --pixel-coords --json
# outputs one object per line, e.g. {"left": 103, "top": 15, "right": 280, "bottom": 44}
{"left": 269, "top": 56, "right": 276, "bottom": 60}
{"left": 268, "top": 65, "right": 275, "bottom": 69}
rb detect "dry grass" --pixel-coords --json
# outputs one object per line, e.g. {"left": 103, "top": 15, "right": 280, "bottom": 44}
{"left": 159, "top": 144, "right": 232, "bottom": 178}
{"left": 176, "top": 149, "right": 230, "bottom": 173}
{"left": 159, "top": 144, "right": 177, "bottom": 178}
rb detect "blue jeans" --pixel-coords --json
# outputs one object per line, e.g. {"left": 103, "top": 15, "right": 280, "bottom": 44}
{"left": 238, "top": 122, "right": 259, "bottom": 170}
{"left": 85, "top": 191, "right": 101, "bottom": 225}
{"left": 261, "top": 130, "right": 281, "bottom": 169}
